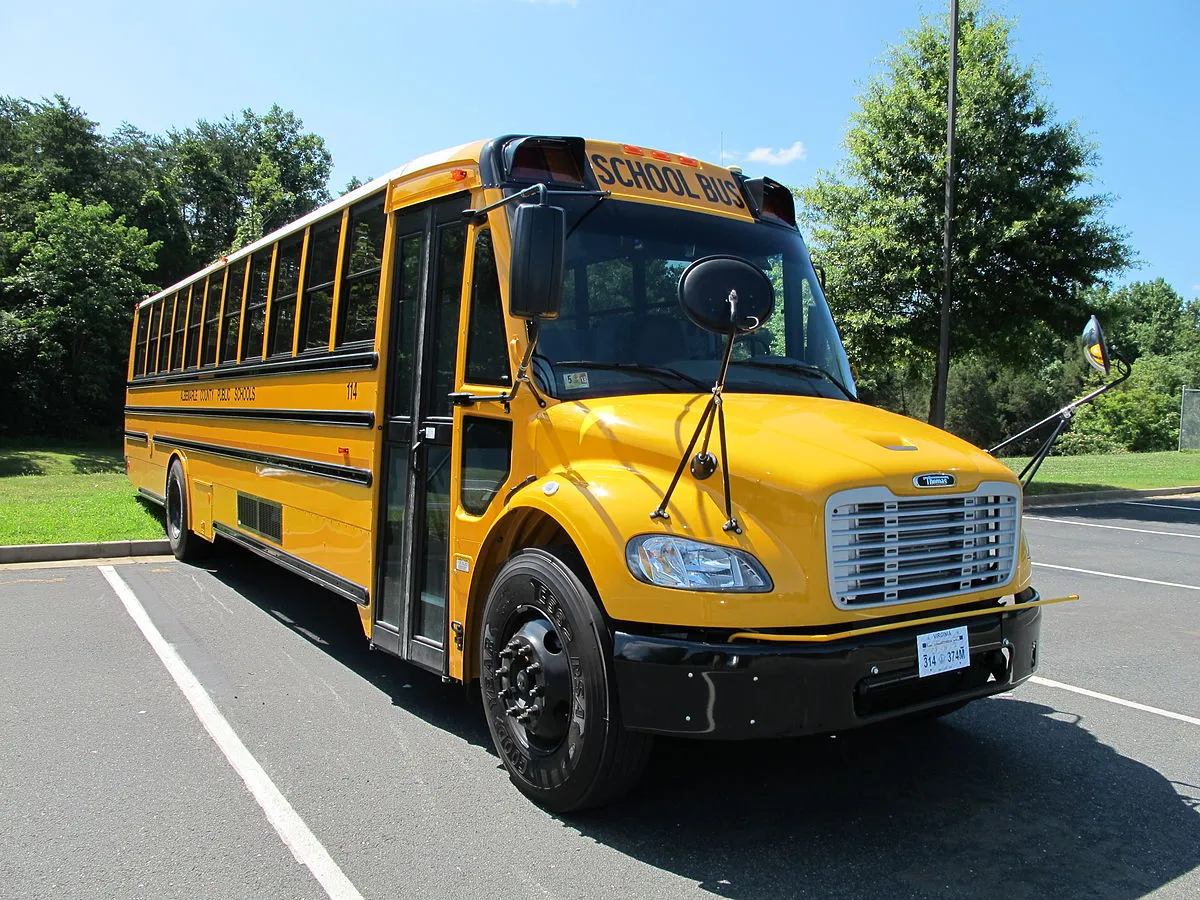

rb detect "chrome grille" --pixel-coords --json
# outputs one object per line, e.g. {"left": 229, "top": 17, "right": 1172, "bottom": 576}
{"left": 825, "top": 482, "right": 1020, "bottom": 608}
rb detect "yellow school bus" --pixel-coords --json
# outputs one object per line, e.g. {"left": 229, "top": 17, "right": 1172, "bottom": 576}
{"left": 125, "top": 135, "right": 1061, "bottom": 811}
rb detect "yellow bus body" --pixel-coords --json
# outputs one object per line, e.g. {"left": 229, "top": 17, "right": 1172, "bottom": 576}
{"left": 126, "top": 134, "right": 1047, "bottom": 810}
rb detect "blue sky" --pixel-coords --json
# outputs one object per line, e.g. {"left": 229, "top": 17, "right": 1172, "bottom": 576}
{"left": 2, "top": 0, "right": 1196, "bottom": 298}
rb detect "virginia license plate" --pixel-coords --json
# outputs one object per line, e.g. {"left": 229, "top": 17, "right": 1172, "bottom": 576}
{"left": 916, "top": 625, "right": 970, "bottom": 678}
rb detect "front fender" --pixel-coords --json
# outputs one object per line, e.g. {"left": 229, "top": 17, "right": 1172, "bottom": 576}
{"left": 501, "top": 461, "right": 812, "bottom": 628}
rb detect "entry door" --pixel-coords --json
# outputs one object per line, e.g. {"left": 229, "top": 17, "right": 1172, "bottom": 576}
{"left": 373, "top": 194, "right": 468, "bottom": 672}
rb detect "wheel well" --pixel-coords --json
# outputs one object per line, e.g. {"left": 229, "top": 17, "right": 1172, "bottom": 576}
{"left": 461, "top": 508, "right": 598, "bottom": 683}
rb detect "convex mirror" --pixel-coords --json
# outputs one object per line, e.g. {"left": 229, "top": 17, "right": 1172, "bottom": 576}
{"left": 1082, "top": 315, "right": 1111, "bottom": 375}
{"left": 677, "top": 255, "right": 774, "bottom": 335}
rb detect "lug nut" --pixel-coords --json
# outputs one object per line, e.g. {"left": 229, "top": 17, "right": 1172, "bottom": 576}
{"left": 527, "top": 662, "right": 541, "bottom": 674}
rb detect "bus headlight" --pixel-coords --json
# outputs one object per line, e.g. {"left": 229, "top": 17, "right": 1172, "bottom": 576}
{"left": 626, "top": 535, "right": 772, "bottom": 592}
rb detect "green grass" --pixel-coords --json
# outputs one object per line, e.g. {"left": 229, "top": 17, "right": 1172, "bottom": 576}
{"left": 1001, "top": 450, "right": 1200, "bottom": 495}
{"left": 0, "top": 439, "right": 166, "bottom": 545}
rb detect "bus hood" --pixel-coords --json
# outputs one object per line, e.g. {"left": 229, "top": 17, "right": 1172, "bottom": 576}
{"left": 529, "top": 393, "right": 1026, "bottom": 629}
{"left": 536, "top": 392, "right": 1017, "bottom": 504}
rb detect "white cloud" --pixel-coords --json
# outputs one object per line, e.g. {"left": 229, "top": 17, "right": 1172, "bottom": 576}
{"left": 743, "top": 141, "right": 807, "bottom": 166}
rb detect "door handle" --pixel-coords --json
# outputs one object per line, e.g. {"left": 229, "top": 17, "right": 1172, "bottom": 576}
{"left": 409, "top": 440, "right": 423, "bottom": 472}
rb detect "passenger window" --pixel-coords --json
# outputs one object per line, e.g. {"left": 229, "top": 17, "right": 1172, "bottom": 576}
{"left": 221, "top": 258, "right": 246, "bottom": 364}
{"left": 465, "top": 229, "right": 510, "bottom": 386}
{"left": 146, "top": 302, "right": 163, "bottom": 376}
{"left": 337, "top": 192, "right": 386, "bottom": 347}
{"left": 201, "top": 273, "right": 223, "bottom": 366}
{"left": 184, "top": 282, "right": 203, "bottom": 369}
{"left": 242, "top": 249, "right": 271, "bottom": 361}
{"left": 300, "top": 217, "right": 341, "bottom": 351}
{"left": 133, "top": 309, "right": 150, "bottom": 377}
{"left": 166, "top": 293, "right": 184, "bottom": 371}
{"left": 460, "top": 417, "right": 513, "bottom": 515}
{"left": 268, "top": 236, "right": 303, "bottom": 357}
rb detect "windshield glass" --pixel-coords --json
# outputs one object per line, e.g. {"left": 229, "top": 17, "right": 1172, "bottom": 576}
{"left": 532, "top": 199, "right": 856, "bottom": 401}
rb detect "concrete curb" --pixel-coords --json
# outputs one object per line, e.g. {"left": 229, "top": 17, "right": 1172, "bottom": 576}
{"left": 0, "top": 539, "right": 171, "bottom": 565}
{"left": 1024, "top": 485, "right": 1200, "bottom": 509}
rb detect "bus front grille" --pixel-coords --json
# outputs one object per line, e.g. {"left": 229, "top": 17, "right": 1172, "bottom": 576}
{"left": 825, "top": 483, "right": 1020, "bottom": 608}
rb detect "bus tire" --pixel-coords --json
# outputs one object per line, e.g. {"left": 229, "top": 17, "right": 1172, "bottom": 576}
{"left": 165, "top": 459, "right": 207, "bottom": 563}
{"left": 479, "top": 548, "right": 652, "bottom": 812}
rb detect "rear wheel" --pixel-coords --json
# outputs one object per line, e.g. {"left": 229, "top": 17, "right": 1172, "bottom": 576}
{"left": 480, "top": 548, "right": 652, "bottom": 812}
{"left": 165, "top": 459, "right": 208, "bottom": 563}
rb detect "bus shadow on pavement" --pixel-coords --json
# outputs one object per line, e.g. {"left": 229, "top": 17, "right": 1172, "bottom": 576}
{"left": 202, "top": 547, "right": 493, "bottom": 751}
{"left": 202, "top": 548, "right": 1200, "bottom": 898}
{"left": 572, "top": 699, "right": 1200, "bottom": 899}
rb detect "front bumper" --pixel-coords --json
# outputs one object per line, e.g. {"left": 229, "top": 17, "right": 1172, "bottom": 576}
{"left": 613, "top": 598, "right": 1042, "bottom": 739}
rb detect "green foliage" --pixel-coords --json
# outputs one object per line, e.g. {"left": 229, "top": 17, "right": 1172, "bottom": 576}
{"left": 166, "top": 105, "right": 332, "bottom": 264}
{"left": 0, "top": 95, "right": 334, "bottom": 437}
{"left": 798, "top": 1, "right": 1130, "bottom": 417}
{"left": 1, "top": 194, "right": 158, "bottom": 434}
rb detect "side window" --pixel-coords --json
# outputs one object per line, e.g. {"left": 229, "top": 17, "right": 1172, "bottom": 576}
{"left": 133, "top": 309, "right": 150, "bottom": 377}
{"left": 201, "top": 272, "right": 223, "bottom": 367}
{"left": 337, "top": 192, "right": 386, "bottom": 347}
{"left": 170, "top": 290, "right": 188, "bottom": 371}
{"left": 221, "top": 258, "right": 246, "bottom": 364}
{"left": 464, "top": 229, "right": 510, "bottom": 386}
{"left": 242, "top": 249, "right": 271, "bottom": 361}
{"left": 146, "top": 301, "right": 162, "bottom": 376}
{"left": 185, "top": 280, "right": 204, "bottom": 369}
{"left": 164, "top": 293, "right": 182, "bottom": 371}
{"left": 300, "top": 216, "right": 341, "bottom": 351}
{"left": 268, "top": 235, "right": 302, "bottom": 357}
{"left": 460, "top": 417, "right": 512, "bottom": 515}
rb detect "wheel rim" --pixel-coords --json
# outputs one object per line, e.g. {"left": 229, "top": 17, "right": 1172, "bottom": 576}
{"left": 494, "top": 606, "right": 572, "bottom": 752}
{"left": 166, "top": 474, "right": 182, "bottom": 541}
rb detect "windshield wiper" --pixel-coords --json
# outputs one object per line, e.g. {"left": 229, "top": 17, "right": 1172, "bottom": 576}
{"left": 731, "top": 359, "right": 856, "bottom": 400}
{"left": 555, "top": 360, "right": 709, "bottom": 390}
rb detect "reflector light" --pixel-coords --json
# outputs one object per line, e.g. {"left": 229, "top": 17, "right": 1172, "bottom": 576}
{"left": 678, "top": 156, "right": 700, "bottom": 167}
{"left": 623, "top": 144, "right": 646, "bottom": 156}
{"left": 650, "top": 150, "right": 672, "bottom": 161}
{"left": 450, "top": 169, "right": 468, "bottom": 182}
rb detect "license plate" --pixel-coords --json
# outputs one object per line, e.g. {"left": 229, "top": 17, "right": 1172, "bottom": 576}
{"left": 916, "top": 625, "right": 970, "bottom": 678}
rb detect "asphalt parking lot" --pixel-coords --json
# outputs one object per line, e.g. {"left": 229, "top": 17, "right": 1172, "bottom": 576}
{"left": 2, "top": 496, "right": 1198, "bottom": 900}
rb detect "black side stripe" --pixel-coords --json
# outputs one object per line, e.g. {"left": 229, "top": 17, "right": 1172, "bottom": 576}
{"left": 213, "top": 522, "right": 369, "bottom": 606}
{"left": 124, "top": 430, "right": 149, "bottom": 443}
{"left": 153, "top": 435, "right": 372, "bottom": 486}
{"left": 127, "top": 348, "right": 378, "bottom": 387}
{"left": 126, "top": 406, "right": 374, "bottom": 428}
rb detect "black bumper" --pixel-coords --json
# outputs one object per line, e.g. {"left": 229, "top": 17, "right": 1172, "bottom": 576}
{"left": 613, "top": 601, "right": 1041, "bottom": 739}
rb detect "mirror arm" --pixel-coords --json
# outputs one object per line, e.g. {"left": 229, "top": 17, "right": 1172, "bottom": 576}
{"left": 463, "top": 185, "right": 609, "bottom": 223}
{"left": 448, "top": 321, "right": 547, "bottom": 412}
{"left": 989, "top": 356, "right": 1130, "bottom": 456}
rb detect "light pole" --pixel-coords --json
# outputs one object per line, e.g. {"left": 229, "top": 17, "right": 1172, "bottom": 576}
{"left": 931, "top": 0, "right": 959, "bottom": 429}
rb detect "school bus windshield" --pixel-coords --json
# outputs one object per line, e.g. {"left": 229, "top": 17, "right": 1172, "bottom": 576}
{"left": 534, "top": 198, "right": 857, "bottom": 401}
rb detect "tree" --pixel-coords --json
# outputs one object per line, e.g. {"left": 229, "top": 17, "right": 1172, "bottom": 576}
{"left": 1, "top": 194, "right": 159, "bottom": 434}
{"left": 166, "top": 105, "right": 332, "bottom": 263}
{"left": 798, "top": 1, "right": 1131, "bottom": 421}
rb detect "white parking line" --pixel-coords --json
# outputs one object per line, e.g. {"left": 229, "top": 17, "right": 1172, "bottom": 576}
{"left": 1122, "top": 500, "right": 1200, "bottom": 513}
{"left": 1024, "top": 516, "right": 1200, "bottom": 539}
{"left": 98, "top": 565, "right": 364, "bottom": 900}
{"left": 1029, "top": 676, "right": 1200, "bottom": 727}
{"left": 1032, "top": 561, "right": 1200, "bottom": 592}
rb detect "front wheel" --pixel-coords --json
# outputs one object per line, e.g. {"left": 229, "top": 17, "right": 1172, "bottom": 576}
{"left": 479, "top": 548, "right": 652, "bottom": 812}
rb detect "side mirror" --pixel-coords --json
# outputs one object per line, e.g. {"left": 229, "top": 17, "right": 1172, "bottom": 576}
{"left": 509, "top": 203, "right": 563, "bottom": 320}
{"left": 1082, "top": 315, "right": 1111, "bottom": 375}
{"left": 677, "top": 255, "right": 774, "bottom": 335}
